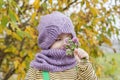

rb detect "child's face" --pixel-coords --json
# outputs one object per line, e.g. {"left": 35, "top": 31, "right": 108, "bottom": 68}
{"left": 50, "top": 33, "right": 72, "bottom": 49}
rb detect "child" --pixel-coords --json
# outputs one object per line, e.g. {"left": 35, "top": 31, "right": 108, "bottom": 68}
{"left": 25, "top": 11, "right": 98, "bottom": 80}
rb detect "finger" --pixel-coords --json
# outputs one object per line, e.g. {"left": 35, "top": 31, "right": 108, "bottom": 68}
{"left": 74, "top": 48, "right": 78, "bottom": 55}
{"left": 74, "top": 54, "right": 80, "bottom": 62}
{"left": 77, "top": 48, "right": 89, "bottom": 59}
{"left": 81, "top": 53, "right": 89, "bottom": 59}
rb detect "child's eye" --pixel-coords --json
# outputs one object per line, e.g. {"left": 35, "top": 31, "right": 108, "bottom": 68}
{"left": 56, "top": 38, "right": 62, "bottom": 41}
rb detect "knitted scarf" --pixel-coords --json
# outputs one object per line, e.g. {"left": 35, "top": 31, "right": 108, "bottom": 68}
{"left": 30, "top": 49, "right": 77, "bottom": 72}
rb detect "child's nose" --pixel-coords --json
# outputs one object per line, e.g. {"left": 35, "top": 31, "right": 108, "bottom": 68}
{"left": 62, "top": 38, "right": 66, "bottom": 44}
{"left": 61, "top": 38, "right": 67, "bottom": 48}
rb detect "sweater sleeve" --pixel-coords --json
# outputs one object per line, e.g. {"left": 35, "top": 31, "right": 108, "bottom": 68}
{"left": 25, "top": 67, "right": 43, "bottom": 80}
{"left": 76, "top": 61, "right": 98, "bottom": 80}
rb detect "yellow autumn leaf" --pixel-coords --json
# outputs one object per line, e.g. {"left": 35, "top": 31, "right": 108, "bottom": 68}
{"left": 90, "top": 7, "right": 99, "bottom": 17}
{"left": 25, "top": 26, "right": 30, "bottom": 31}
{"left": 93, "top": 37, "right": 98, "bottom": 45}
{"left": 5, "top": 29, "right": 12, "bottom": 35}
{"left": 0, "top": 38, "right": 4, "bottom": 42}
{"left": 58, "top": 1, "right": 62, "bottom": 8}
{"left": 49, "top": 0, "right": 52, "bottom": 5}
{"left": 9, "top": 21, "right": 19, "bottom": 31}
{"left": 92, "top": 0, "right": 98, "bottom": 4}
{"left": 103, "top": 0, "right": 108, "bottom": 3}
{"left": 14, "top": 13, "right": 20, "bottom": 22}
{"left": 89, "top": 38, "right": 94, "bottom": 46}
{"left": 102, "top": 35, "right": 112, "bottom": 46}
{"left": 21, "top": 62, "right": 26, "bottom": 68}
{"left": 14, "top": 60, "right": 20, "bottom": 69}
{"left": 21, "top": 70, "right": 26, "bottom": 80}
{"left": 110, "top": 26, "right": 115, "bottom": 33}
{"left": 96, "top": 66, "right": 102, "bottom": 77}
{"left": 30, "top": 12, "right": 37, "bottom": 23}
{"left": 84, "top": 46, "right": 90, "bottom": 54}
{"left": 33, "top": 0, "right": 40, "bottom": 10}
{"left": 84, "top": 29, "right": 94, "bottom": 37}
{"left": 4, "top": 45, "right": 16, "bottom": 53}
{"left": 28, "top": 51, "right": 34, "bottom": 59}
{"left": 12, "top": 32, "right": 22, "bottom": 41}
{"left": 0, "top": 26, "right": 3, "bottom": 33}
{"left": 104, "top": 39, "right": 112, "bottom": 46}
{"left": 99, "top": 17, "right": 105, "bottom": 22}
{"left": 79, "top": 11, "right": 86, "bottom": 18}
{"left": 17, "top": 75, "right": 21, "bottom": 80}
{"left": 63, "top": 0, "right": 67, "bottom": 5}
{"left": 2, "top": 65, "right": 9, "bottom": 72}
{"left": 93, "top": 18, "right": 100, "bottom": 25}
{"left": 80, "top": 20, "right": 86, "bottom": 26}
{"left": 17, "top": 65, "right": 23, "bottom": 72}
{"left": 92, "top": 29, "right": 98, "bottom": 34}
{"left": 17, "top": 70, "right": 26, "bottom": 80}
{"left": 78, "top": 35, "right": 87, "bottom": 47}
{"left": 86, "top": 1, "right": 90, "bottom": 8}
{"left": 25, "top": 26, "right": 37, "bottom": 39}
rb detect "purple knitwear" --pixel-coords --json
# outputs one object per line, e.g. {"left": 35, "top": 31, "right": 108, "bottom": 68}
{"left": 37, "top": 11, "right": 76, "bottom": 49}
{"left": 30, "top": 49, "right": 77, "bottom": 72}
{"left": 30, "top": 11, "right": 77, "bottom": 72}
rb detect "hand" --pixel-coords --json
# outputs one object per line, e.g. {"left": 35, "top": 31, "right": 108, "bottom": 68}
{"left": 74, "top": 48, "right": 89, "bottom": 62}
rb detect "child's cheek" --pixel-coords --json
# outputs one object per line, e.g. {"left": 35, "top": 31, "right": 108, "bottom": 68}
{"left": 51, "top": 42, "right": 63, "bottom": 49}
{"left": 57, "top": 42, "right": 64, "bottom": 49}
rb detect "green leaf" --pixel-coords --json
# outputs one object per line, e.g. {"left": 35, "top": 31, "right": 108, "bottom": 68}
{"left": 102, "top": 26, "right": 106, "bottom": 32}
{"left": 107, "top": 28, "right": 111, "bottom": 37}
{"left": 24, "top": 32, "right": 32, "bottom": 39}
{"left": 116, "top": 29, "right": 119, "bottom": 35}
{"left": 0, "top": 0, "right": 3, "bottom": 9}
{"left": 42, "top": 3, "right": 47, "bottom": 10}
{"left": 1, "top": 16, "right": 8, "bottom": 28}
{"left": 10, "top": 21, "right": 18, "bottom": 31}
{"left": 16, "top": 30, "right": 25, "bottom": 38}
{"left": 9, "top": 9, "right": 16, "bottom": 22}
{"left": 112, "top": 15, "right": 116, "bottom": 24}
{"left": 90, "top": 7, "right": 98, "bottom": 17}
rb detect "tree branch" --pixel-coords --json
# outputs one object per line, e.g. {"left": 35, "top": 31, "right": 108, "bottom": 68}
{"left": 63, "top": 0, "right": 77, "bottom": 11}
{"left": 0, "top": 51, "right": 6, "bottom": 67}
{"left": 3, "top": 54, "right": 27, "bottom": 80}
{"left": 3, "top": 38, "right": 26, "bottom": 80}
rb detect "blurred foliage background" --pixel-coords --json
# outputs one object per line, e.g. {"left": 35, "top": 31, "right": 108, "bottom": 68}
{"left": 0, "top": 0, "right": 120, "bottom": 80}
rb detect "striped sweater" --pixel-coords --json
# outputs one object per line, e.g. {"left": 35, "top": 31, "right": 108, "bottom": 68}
{"left": 25, "top": 62, "right": 98, "bottom": 80}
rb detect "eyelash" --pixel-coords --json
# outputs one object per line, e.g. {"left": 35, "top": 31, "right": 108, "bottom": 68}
{"left": 55, "top": 36, "right": 72, "bottom": 41}
{"left": 56, "top": 38, "right": 62, "bottom": 41}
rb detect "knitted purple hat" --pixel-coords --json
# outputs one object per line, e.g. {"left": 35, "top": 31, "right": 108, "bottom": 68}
{"left": 37, "top": 11, "right": 76, "bottom": 49}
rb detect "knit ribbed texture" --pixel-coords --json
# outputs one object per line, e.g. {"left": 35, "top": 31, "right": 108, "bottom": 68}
{"left": 30, "top": 49, "right": 77, "bottom": 72}
{"left": 37, "top": 11, "right": 76, "bottom": 49}
{"left": 26, "top": 62, "right": 98, "bottom": 80}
